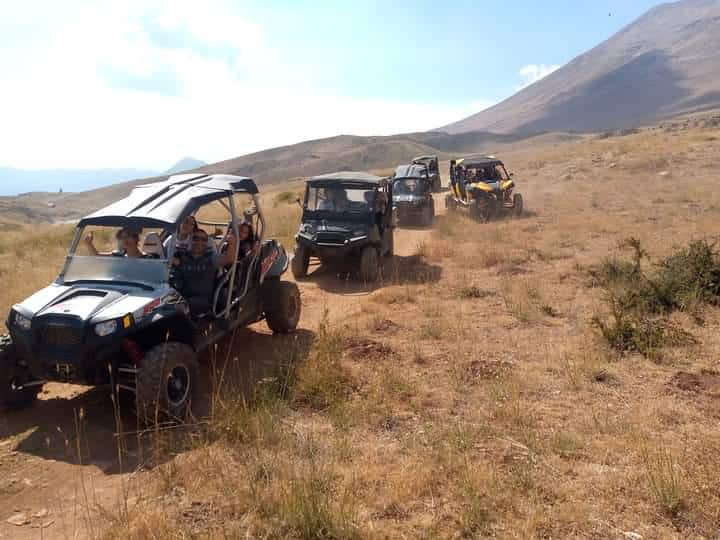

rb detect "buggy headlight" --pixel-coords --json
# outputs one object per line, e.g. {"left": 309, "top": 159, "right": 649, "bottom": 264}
{"left": 13, "top": 311, "right": 31, "bottom": 331}
{"left": 94, "top": 320, "right": 118, "bottom": 337}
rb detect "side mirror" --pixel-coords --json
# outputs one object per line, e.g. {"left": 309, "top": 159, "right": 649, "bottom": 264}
{"left": 510, "top": 172, "right": 515, "bottom": 177}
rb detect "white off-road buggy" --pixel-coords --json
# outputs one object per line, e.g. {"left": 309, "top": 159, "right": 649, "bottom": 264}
{"left": 1, "top": 174, "right": 301, "bottom": 422}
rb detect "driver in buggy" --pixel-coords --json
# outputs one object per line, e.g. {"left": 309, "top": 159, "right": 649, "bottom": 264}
{"left": 318, "top": 187, "right": 349, "bottom": 211}
{"left": 394, "top": 179, "right": 418, "bottom": 196}
{"left": 484, "top": 167, "right": 500, "bottom": 182}
{"left": 171, "top": 226, "right": 238, "bottom": 316}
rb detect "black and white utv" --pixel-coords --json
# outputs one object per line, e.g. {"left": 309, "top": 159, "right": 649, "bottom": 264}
{"left": 391, "top": 164, "right": 435, "bottom": 227}
{"left": 1, "top": 174, "right": 301, "bottom": 422}
{"left": 291, "top": 171, "right": 395, "bottom": 282}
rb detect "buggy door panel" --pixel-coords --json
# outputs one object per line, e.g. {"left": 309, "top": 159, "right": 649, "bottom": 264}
{"left": 259, "top": 240, "right": 288, "bottom": 280}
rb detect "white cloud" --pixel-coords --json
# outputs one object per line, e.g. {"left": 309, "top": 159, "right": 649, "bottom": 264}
{"left": 518, "top": 63, "right": 561, "bottom": 89}
{"left": 0, "top": 1, "right": 493, "bottom": 171}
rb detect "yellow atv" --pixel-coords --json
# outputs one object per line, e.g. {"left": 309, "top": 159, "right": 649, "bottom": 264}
{"left": 445, "top": 156, "right": 523, "bottom": 221}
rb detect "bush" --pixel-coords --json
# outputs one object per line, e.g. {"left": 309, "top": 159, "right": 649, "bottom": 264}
{"left": 652, "top": 240, "right": 720, "bottom": 310}
{"left": 592, "top": 309, "right": 695, "bottom": 357}
{"left": 274, "top": 191, "right": 300, "bottom": 207}
{"left": 591, "top": 238, "right": 720, "bottom": 315}
{"left": 590, "top": 238, "right": 719, "bottom": 355}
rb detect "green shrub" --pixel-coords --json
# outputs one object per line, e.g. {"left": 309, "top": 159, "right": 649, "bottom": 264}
{"left": 590, "top": 238, "right": 718, "bottom": 355}
{"left": 652, "top": 240, "right": 720, "bottom": 310}
{"left": 274, "top": 191, "right": 301, "bottom": 206}
{"left": 591, "top": 238, "right": 720, "bottom": 316}
{"left": 592, "top": 309, "right": 695, "bottom": 357}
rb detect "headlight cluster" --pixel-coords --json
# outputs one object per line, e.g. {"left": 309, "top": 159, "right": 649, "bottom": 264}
{"left": 13, "top": 312, "right": 31, "bottom": 331}
{"left": 94, "top": 314, "right": 133, "bottom": 337}
{"left": 94, "top": 320, "right": 118, "bottom": 337}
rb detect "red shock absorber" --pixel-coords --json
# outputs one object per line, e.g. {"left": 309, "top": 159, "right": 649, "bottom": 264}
{"left": 122, "top": 339, "right": 145, "bottom": 367}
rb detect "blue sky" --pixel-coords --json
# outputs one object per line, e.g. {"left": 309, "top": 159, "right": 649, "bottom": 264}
{"left": 0, "top": 0, "right": 664, "bottom": 171}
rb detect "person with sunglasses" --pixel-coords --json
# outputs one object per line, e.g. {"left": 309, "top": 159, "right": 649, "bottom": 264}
{"left": 164, "top": 215, "right": 217, "bottom": 256}
{"left": 171, "top": 227, "right": 237, "bottom": 315}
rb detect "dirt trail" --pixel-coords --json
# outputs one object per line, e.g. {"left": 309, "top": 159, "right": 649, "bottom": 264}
{"left": 0, "top": 189, "right": 446, "bottom": 539}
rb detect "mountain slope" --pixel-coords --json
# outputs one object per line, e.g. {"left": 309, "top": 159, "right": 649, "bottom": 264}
{"left": 443, "top": 0, "right": 720, "bottom": 134}
{"left": 0, "top": 129, "right": 575, "bottom": 222}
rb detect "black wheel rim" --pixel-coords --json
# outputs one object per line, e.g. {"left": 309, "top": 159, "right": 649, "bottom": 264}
{"left": 167, "top": 365, "right": 190, "bottom": 407}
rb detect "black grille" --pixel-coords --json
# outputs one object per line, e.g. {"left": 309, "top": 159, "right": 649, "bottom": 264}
{"left": 316, "top": 232, "right": 347, "bottom": 245}
{"left": 37, "top": 324, "right": 84, "bottom": 347}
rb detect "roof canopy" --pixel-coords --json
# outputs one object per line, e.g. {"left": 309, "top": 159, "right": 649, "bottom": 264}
{"left": 79, "top": 174, "right": 258, "bottom": 228}
{"left": 456, "top": 156, "right": 503, "bottom": 168}
{"left": 412, "top": 155, "right": 437, "bottom": 163}
{"left": 307, "top": 171, "right": 385, "bottom": 186}
{"left": 393, "top": 164, "right": 429, "bottom": 179}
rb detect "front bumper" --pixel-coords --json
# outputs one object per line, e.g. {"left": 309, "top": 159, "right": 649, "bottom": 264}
{"left": 9, "top": 319, "right": 131, "bottom": 385}
{"left": 394, "top": 203, "right": 427, "bottom": 217}
{"left": 296, "top": 233, "right": 369, "bottom": 259}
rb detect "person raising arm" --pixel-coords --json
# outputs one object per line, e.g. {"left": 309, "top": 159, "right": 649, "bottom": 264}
{"left": 84, "top": 228, "right": 142, "bottom": 257}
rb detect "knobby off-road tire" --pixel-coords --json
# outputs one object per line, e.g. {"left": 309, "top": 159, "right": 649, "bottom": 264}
{"left": 474, "top": 198, "right": 496, "bottom": 223}
{"left": 445, "top": 194, "right": 456, "bottom": 212}
{"left": 360, "top": 246, "right": 380, "bottom": 282}
{"left": 384, "top": 232, "right": 394, "bottom": 258}
{"left": 135, "top": 342, "right": 198, "bottom": 424}
{"left": 421, "top": 203, "right": 434, "bottom": 227}
{"left": 513, "top": 193, "right": 524, "bottom": 218}
{"left": 263, "top": 279, "right": 301, "bottom": 334}
{"left": 291, "top": 245, "right": 309, "bottom": 279}
{"left": 0, "top": 335, "right": 40, "bottom": 410}
{"left": 432, "top": 176, "right": 442, "bottom": 193}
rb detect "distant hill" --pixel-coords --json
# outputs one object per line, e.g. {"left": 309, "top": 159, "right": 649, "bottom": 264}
{"left": 185, "top": 130, "right": 541, "bottom": 183}
{"left": 163, "top": 157, "right": 207, "bottom": 175}
{"left": 442, "top": 0, "right": 720, "bottom": 134}
{"left": 0, "top": 129, "right": 577, "bottom": 223}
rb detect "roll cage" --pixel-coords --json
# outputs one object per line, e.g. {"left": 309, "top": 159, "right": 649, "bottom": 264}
{"left": 60, "top": 174, "right": 268, "bottom": 321}
{"left": 451, "top": 157, "right": 512, "bottom": 184}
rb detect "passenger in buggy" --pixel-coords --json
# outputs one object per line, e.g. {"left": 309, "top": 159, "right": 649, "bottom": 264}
{"left": 84, "top": 227, "right": 158, "bottom": 258}
{"left": 238, "top": 222, "right": 256, "bottom": 258}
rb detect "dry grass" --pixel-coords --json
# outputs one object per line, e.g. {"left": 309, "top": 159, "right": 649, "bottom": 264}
{"left": 0, "top": 222, "right": 75, "bottom": 317}
{"left": 3, "top": 118, "right": 720, "bottom": 538}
